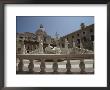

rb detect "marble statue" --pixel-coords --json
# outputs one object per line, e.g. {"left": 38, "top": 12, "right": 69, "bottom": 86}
{"left": 64, "top": 38, "right": 69, "bottom": 54}
{"left": 45, "top": 44, "right": 54, "bottom": 54}
{"left": 80, "top": 41, "right": 83, "bottom": 49}
{"left": 39, "top": 40, "right": 44, "bottom": 54}
{"left": 45, "top": 44, "right": 61, "bottom": 54}
{"left": 52, "top": 47, "right": 61, "bottom": 54}
{"left": 65, "top": 38, "right": 69, "bottom": 48}
{"left": 73, "top": 39, "right": 76, "bottom": 48}
{"left": 22, "top": 44, "right": 26, "bottom": 54}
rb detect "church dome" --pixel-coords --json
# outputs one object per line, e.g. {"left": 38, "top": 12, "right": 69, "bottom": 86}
{"left": 35, "top": 24, "right": 47, "bottom": 36}
{"left": 35, "top": 24, "right": 48, "bottom": 42}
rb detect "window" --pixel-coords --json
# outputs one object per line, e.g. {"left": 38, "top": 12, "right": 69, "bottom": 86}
{"left": 20, "top": 37, "right": 23, "bottom": 39}
{"left": 90, "top": 29, "right": 93, "bottom": 33}
{"left": 77, "top": 39, "right": 80, "bottom": 44}
{"left": 91, "top": 35, "right": 94, "bottom": 41}
{"left": 83, "top": 37, "right": 87, "bottom": 42}
{"left": 77, "top": 34, "right": 79, "bottom": 36}
{"left": 19, "top": 40, "right": 22, "bottom": 42}
{"left": 18, "top": 48, "right": 21, "bottom": 51}
{"left": 83, "top": 32, "right": 85, "bottom": 34}
{"left": 72, "top": 36, "right": 74, "bottom": 38}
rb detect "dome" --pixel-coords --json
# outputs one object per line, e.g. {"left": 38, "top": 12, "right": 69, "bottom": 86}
{"left": 35, "top": 24, "right": 47, "bottom": 36}
{"left": 35, "top": 29, "right": 47, "bottom": 36}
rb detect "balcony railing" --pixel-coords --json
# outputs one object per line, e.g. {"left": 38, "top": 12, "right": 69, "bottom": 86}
{"left": 16, "top": 54, "right": 94, "bottom": 74}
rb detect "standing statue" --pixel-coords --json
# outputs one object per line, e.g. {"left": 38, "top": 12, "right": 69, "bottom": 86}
{"left": 22, "top": 44, "right": 26, "bottom": 54}
{"left": 80, "top": 41, "right": 83, "bottom": 49}
{"left": 65, "top": 38, "right": 69, "bottom": 54}
{"left": 73, "top": 39, "right": 76, "bottom": 48}
{"left": 39, "top": 40, "right": 44, "bottom": 54}
{"left": 65, "top": 38, "right": 69, "bottom": 49}
{"left": 34, "top": 45, "right": 39, "bottom": 54}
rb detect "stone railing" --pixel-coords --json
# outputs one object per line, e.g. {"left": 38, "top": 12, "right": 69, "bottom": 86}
{"left": 16, "top": 54, "right": 94, "bottom": 74}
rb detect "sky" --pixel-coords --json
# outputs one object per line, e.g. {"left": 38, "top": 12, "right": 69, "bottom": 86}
{"left": 16, "top": 16, "right": 94, "bottom": 38}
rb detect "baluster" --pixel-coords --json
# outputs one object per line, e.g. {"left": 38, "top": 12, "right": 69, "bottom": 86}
{"left": 53, "top": 59, "right": 58, "bottom": 74}
{"left": 66, "top": 59, "right": 72, "bottom": 74}
{"left": 40, "top": 59, "right": 45, "bottom": 74}
{"left": 28, "top": 59, "right": 34, "bottom": 73}
{"left": 79, "top": 59, "right": 86, "bottom": 74}
{"left": 18, "top": 58, "right": 23, "bottom": 72}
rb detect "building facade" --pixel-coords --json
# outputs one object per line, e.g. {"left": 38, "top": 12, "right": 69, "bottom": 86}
{"left": 59, "top": 23, "right": 94, "bottom": 50}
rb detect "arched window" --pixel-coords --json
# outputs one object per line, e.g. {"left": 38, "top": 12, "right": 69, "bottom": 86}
{"left": 77, "top": 39, "right": 80, "bottom": 44}
{"left": 83, "top": 37, "right": 87, "bottom": 42}
{"left": 83, "top": 32, "right": 85, "bottom": 34}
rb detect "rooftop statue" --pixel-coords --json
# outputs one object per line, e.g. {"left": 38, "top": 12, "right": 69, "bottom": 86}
{"left": 40, "top": 24, "right": 44, "bottom": 28}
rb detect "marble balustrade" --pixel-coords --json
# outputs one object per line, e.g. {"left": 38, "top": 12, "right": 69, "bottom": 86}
{"left": 17, "top": 54, "right": 94, "bottom": 74}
